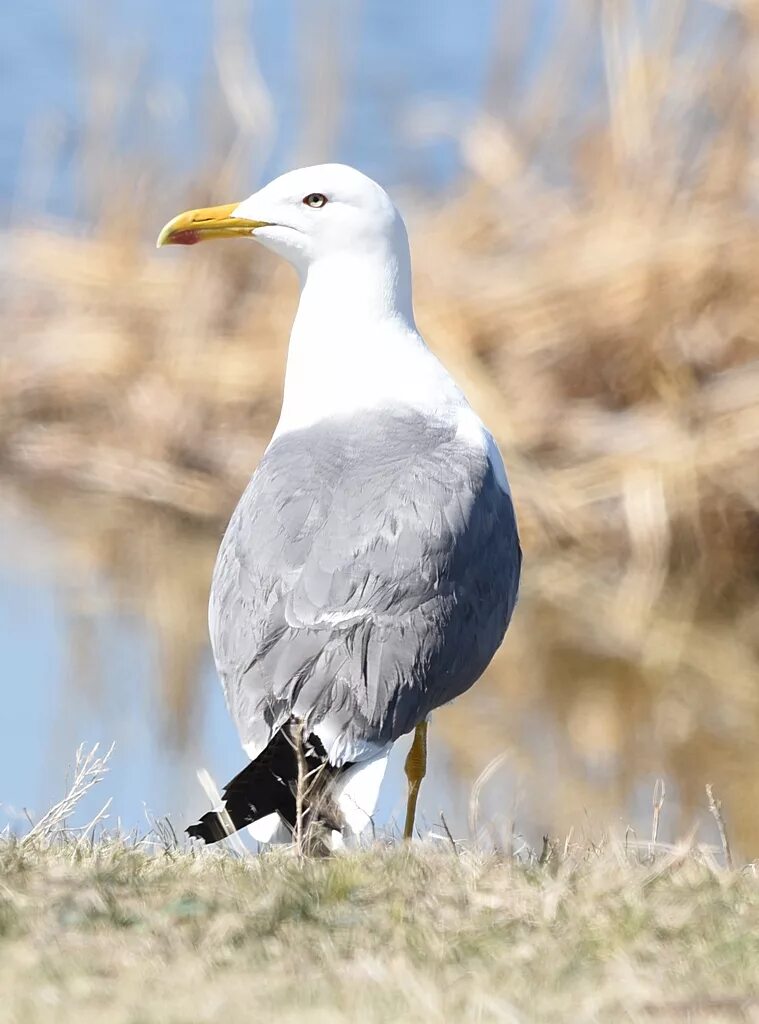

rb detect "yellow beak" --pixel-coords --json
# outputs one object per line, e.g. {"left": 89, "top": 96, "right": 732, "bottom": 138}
{"left": 156, "top": 203, "right": 271, "bottom": 248}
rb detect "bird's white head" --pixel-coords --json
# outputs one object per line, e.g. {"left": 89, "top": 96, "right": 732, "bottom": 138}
{"left": 157, "top": 163, "right": 409, "bottom": 279}
{"left": 157, "top": 164, "right": 466, "bottom": 436}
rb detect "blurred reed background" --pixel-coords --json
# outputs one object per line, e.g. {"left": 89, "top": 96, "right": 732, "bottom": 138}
{"left": 1, "top": 0, "right": 759, "bottom": 852}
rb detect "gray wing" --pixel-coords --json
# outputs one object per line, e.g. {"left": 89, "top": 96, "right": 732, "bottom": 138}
{"left": 210, "top": 410, "right": 521, "bottom": 764}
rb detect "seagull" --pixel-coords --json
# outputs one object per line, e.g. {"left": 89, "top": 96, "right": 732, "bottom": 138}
{"left": 157, "top": 164, "right": 521, "bottom": 848}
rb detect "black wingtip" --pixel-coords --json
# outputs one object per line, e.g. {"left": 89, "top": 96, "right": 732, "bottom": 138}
{"left": 186, "top": 811, "right": 231, "bottom": 845}
{"left": 184, "top": 722, "right": 352, "bottom": 846}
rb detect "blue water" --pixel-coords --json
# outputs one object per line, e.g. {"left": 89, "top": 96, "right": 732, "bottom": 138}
{"left": 0, "top": 0, "right": 729, "bottom": 220}
{"left": 0, "top": 0, "right": 513, "bottom": 221}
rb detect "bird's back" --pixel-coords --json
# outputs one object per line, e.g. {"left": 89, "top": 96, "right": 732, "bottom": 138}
{"left": 210, "top": 408, "right": 521, "bottom": 765}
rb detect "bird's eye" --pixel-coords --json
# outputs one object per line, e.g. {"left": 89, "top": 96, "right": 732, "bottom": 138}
{"left": 303, "top": 193, "right": 328, "bottom": 209}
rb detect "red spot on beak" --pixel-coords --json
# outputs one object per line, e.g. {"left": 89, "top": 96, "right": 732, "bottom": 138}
{"left": 171, "top": 229, "right": 201, "bottom": 245}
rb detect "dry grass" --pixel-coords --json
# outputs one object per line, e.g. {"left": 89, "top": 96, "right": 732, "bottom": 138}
{"left": 2, "top": 747, "right": 758, "bottom": 1023}
{"left": 1, "top": 830, "right": 759, "bottom": 1023}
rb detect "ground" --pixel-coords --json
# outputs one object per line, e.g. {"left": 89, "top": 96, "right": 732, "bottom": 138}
{"left": 2, "top": 836, "right": 758, "bottom": 1024}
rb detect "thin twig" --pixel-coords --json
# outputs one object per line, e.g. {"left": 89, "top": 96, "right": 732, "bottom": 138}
{"left": 650, "top": 777, "right": 665, "bottom": 859}
{"left": 196, "top": 768, "right": 247, "bottom": 856}
{"left": 74, "top": 797, "right": 112, "bottom": 854}
{"left": 23, "top": 743, "right": 115, "bottom": 844}
{"left": 563, "top": 827, "right": 575, "bottom": 860}
{"left": 706, "top": 783, "right": 733, "bottom": 871}
{"left": 468, "top": 752, "right": 510, "bottom": 839}
{"left": 293, "top": 721, "right": 308, "bottom": 857}
{"left": 439, "top": 813, "right": 458, "bottom": 855}
{"left": 281, "top": 724, "right": 334, "bottom": 856}
{"left": 625, "top": 825, "right": 636, "bottom": 859}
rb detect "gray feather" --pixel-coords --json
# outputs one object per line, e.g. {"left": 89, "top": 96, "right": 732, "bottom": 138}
{"left": 209, "top": 410, "right": 521, "bottom": 764}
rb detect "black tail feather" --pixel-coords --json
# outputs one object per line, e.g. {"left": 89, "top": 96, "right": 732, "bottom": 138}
{"left": 186, "top": 723, "right": 349, "bottom": 845}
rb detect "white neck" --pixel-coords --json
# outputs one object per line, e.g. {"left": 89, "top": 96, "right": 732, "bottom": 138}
{"left": 273, "top": 249, "right": 465, "bottom": 437}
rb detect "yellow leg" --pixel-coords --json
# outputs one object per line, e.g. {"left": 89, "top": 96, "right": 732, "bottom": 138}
{"left": 403, "top": 721, "right": 428, "bottom": 840}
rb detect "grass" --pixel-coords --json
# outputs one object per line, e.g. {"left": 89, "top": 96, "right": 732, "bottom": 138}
{"left": 2, "top": 750, "right": 758, "bottom": 1024}
{"left": 1, "top": 834, "right": 759, "bottom": 1023}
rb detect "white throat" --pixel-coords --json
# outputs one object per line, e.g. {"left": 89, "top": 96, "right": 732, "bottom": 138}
{"left": 273, "top": 249, "right": 465, "bottom": 438}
